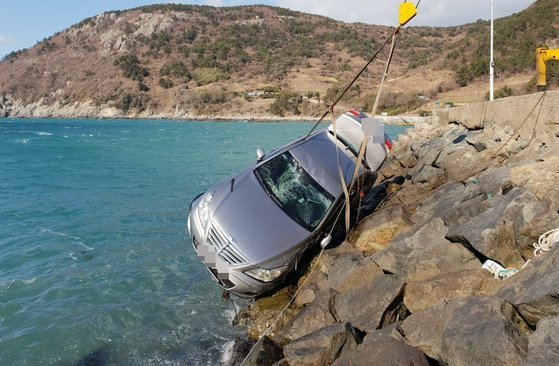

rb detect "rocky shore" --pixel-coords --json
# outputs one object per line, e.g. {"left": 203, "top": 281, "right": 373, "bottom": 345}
{"left": 0, "top": 96, "right": 312, "bottom": 121}
{"left": 230, "top": 90, "right": 559, "bottom": 366}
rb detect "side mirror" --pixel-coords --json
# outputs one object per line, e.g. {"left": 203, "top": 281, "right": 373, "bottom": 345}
{"left": 256, "top": 147, "right": 266, "bottom": 162}
{"left": 320, "top": 234, "right": 332, "bottom": 248}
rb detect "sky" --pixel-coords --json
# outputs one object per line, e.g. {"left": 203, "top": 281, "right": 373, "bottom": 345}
{"left": 0, "top": 0, "right": 535, "bottom": 58}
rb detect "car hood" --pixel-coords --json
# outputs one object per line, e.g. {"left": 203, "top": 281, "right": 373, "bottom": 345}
{"left": 209, "top": 170, "right": 312, "bottom": 267}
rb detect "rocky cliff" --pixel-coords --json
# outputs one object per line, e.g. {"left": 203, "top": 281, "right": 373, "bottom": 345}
{"left": 231, "top": 90, "right": 559, "bottom": 365}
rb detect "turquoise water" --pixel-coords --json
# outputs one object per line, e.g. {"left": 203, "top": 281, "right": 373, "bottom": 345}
{"left": 0, "top": 118, "right": 408, "bottom": 365}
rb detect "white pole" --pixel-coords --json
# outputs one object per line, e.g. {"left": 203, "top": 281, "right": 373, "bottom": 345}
{"left": 489, "top": 0, "right": 494, "bottom": 101}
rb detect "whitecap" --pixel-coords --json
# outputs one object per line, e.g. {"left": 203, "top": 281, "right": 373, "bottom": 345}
{"left": 40, "top": 227, "right": 94, "bottom": 251}
{"left": 223, "top": 309, "right": 236, "bottom": 323}
{"left": 15, "top": 138, "right": 29, "bottom": 144}
{"left": 21, "top": 278, "right": 37, "bottom": 285}
{"left": 220, "top": 340, "right": 236, "bottom": 366}
{"left": 36, "top": 132, "right": 53, "bottom": 136}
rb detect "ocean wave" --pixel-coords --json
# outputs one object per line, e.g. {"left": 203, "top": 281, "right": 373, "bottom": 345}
{"left": 15, "top": 138, "right": 30, "bottom": 144}
{"left": 36, "top": 132, "right": 53, "bottom": 136}
{"left": 1, "top": 277, "right": 38, "bottom": 289}
{"left": 39, "top": 227, "right": 94, "bottom": 251}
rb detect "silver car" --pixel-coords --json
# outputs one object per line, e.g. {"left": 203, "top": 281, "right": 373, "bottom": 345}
{"left": 187, "top": 110, "right": 391, "bottom": 297}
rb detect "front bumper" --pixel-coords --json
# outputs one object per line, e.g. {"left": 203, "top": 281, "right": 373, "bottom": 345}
{"left": 187, "top": 199, "right": 277, "bottom": 298}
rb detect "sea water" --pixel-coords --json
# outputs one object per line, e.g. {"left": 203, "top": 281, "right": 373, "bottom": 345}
{"left": 0, "top": 118, "right": 408, "bottom": 365}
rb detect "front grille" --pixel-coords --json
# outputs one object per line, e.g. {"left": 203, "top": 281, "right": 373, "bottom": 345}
{"left": 192, "top": 236, "right": 198, "bottom": 249}
{"left": 207, "top": 223, "right": 248, "bottom": 266}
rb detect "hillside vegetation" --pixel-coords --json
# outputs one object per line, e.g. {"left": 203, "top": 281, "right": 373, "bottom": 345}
{"left": 0, "top": 1, "right": 558, "bottom": 118}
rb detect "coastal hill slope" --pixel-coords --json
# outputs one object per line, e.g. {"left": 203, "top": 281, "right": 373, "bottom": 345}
{"left": 1, "top": 1, "right": 558, "bottom": 119}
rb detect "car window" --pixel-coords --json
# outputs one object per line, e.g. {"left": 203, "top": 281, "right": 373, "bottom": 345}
{"left": 254, "top": 152, "right": 335, "bottom": 231}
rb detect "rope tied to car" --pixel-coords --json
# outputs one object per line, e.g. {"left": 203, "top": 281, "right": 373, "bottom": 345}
{"left": 305, "top": 0, "right": 418, "bottom": 139}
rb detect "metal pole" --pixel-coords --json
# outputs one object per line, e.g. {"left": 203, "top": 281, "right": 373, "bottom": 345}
{"left": 489, "top": 0, "right": 494, "bottom": 101}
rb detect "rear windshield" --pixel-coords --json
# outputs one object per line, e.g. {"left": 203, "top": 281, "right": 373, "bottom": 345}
{"left": 254, "top": 152, "right": 335, "bottom": 231}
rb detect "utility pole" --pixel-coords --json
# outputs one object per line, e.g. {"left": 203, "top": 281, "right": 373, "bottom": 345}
{"left": 489, "top": 0, "right": 495, "bottom": 101}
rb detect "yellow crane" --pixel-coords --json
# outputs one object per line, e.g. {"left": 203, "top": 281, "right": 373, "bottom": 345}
{"left": 536, "top": 47, "right": 559, "bottom": 88}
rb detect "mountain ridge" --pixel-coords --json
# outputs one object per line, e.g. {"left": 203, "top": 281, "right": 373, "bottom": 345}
{"left": 1, "top": 2, "right": 558, "bottom": 119}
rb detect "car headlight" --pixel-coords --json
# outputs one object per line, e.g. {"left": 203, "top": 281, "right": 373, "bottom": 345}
{"left": 245, "top": 265, "right": 288, "bottom": 283}
{"left": 197, "top": 192, "right": 213, "bottom": 228}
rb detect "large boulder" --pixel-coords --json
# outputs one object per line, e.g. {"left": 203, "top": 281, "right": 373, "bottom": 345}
{"left": 332, "top": 334, "right": 430, "bottom": 366}
{"left": 498, "top": 244, "right": 559, "bottom": 327}
{"left": 411, "top": 164, "right": 447, "bottom": 187}
{"left": 402, "top": 297, "right": 530, "bottom": 366}
{"left": 524, "top": 315, "right": 559, "bottom": 366}
{"left": 282, "top": 322, "right": 361, "bottom": 366}
{"left": 411, "top": 181, "right": 486, "bottom": 227}
{"left": 334, "top": 274, "right": 405, "bottom": 332}
{"left": 440, "top": 297, "right": 529, "bottom": 366}
{"left": 327, "top": 256, "right": 384, "bottom": 293}
{"left": 404, "top": 269, "right": 499, "bottom": 313}
{"left": 284, "top": 289, "right": 338, "bottom": 342}
{"left": 349, "top": 205, "right": 414, "bottom": 256}
{"left": 373, "top": 218, "right": 480, "bottom": 282}
{"left": 401, "top": 297, "right": 462, "bottom": 361}
{"left": 445, "top": 187, "right": 528, "bottom": 267}
{"left": 434, "top": 136, "right": 484, "bottom": 181}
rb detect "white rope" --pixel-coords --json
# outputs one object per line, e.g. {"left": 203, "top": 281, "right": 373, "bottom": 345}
{"left": 239, "top": 205, "right": 344, "bottom": 365}
{"left": 533, "top": 228, "right": 559, "bottom": 256}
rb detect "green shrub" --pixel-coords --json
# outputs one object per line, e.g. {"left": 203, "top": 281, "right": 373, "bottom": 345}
{"left": 269, "top": 92, "right": 302, "bottom": 116}
{"left": 192, "top": 67, "right": 229, "bottom": 85}
{"left": 159, "top": 78, "right": 174, "bottom": 89}
{"left": 116, "top": 93, "right": 150, "bottom": 112}
{"left": 160, "top": 61, "right": 190, "bottom": 78}
{"left": 114, "top": 55, "right": 149, "bottom": 81}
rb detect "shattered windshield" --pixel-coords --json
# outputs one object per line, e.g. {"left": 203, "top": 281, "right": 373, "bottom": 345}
{"left": 254, "top": 152, "right": 335, "bottom": 231}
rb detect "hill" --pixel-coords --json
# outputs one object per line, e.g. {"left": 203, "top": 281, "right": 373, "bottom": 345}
{"left": 0, "top": 1, "right": 558, "bottom": 119}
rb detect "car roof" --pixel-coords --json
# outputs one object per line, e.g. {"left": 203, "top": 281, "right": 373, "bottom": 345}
{"left": 289, "top": 130, "right": 356, "bottom": 197}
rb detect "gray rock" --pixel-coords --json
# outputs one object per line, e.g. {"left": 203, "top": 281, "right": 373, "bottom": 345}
{"left": 433, "top": 137, "right": 481, "bottom": 180}
{"left": 411, "top": 181, "right": 486, "bottom": 226}
{"left": 402, "top": 297, "right": 529, "bottom": 366}
{"left": 285, "top": 289, "right": 337, "bottom": 341}
{"left": 475, "top": 166, "right": 513, "bottom": 196}
{"left": 227, "top": 336, "right": 283, "bottom": 366}
{"left": 499, "top": 244, "right": 559, "bottom": 327}
{"left": 332, "top": 334, "right": 430, "bottom": 366}
{"left": 401, "top": 298, "right": 460, "bottom": 361}
{"left": 404, "top": 269, "right": 499, "bottom": 313}
{"left": 441, "top": 297, "right": 529, "bottom": 366}
{"left": 525, "top": 315, "right": 559, "bottom": 366}
{"left": 334, "top": 274, "right": 405, "bottom": 332}
{"left": 412, "top": 164, "right": 447, "bottom": 187}
{"left": 445, "top": 187, "right": 528, "bottom": 267}
{"left": 328, "top": 256, "right": 383, "bottom": 293}
{"left": 466, "top": 136, "right": 488, "bottom": 152}
{"left": 396, "top": 145, "right": 417, "bottom": 169}
{"left": 373, "top": 218, "right": 480, "bottom": 282}
{"left": 283, "top": 322, "right": 360, "bottom": 366}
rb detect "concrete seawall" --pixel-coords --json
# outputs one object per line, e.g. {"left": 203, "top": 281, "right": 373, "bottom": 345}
{"left": 444, "top": 90, "right": 559, "bottom": 143}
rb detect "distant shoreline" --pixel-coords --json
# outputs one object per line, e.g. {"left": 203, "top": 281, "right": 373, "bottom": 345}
{"left": 0, "top": 114, "right": 419, "bottom": 126}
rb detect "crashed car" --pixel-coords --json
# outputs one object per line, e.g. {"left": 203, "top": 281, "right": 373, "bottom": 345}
{"left": 187, "top": 110, "right": 392, "bottom": 297}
